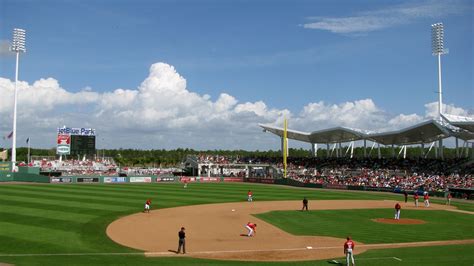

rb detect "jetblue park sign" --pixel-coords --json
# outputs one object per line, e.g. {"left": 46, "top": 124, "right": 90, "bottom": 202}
{"left": 57, "top": 127, "right": 96, "bottom": 136}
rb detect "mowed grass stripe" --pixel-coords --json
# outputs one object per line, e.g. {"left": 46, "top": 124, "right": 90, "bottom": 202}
{"left": 0, "top": 188, "right": 150, "bottom": 208}
{"left": 256, "top": 209, "right": 474, "bottom": 244}
{"left": 0, "top": 198, "right": 123, "bottom": 216}
{"left": 0, "top": 221, "right": 82, "bottom": 249}
{"left": 0, "top": 205, "right": 96, "bottom": 222}
{"left": 0, "top": 194, "right": 127, "bottom": 212}
{"left": 0, "top": 211, "right": 87, "bottom": 232}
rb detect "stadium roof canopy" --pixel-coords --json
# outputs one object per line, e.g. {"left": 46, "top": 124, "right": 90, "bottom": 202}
{"left": 441, "top": 114, "right": 474, "bottom": 133}
{"left": 260, "top": 118, "right": 474, "bottom": 146}
{"left": 368, "top": 120, "right": 449, "bottom": 145}
{"left": 259, "top": 124, "right": 367, "bottom": 144}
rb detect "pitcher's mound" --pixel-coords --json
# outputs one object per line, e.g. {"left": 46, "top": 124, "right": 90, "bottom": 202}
{"left": 372, "top": 218, "right": 425, "bottom": 224}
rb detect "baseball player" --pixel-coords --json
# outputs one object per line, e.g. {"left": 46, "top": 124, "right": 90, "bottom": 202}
{"left": 247, "top": 190, "right": 253, "bottom": 202}
{"left": 245, "top": 222, "right": 257, "bottom": 237}
{"left": 183, "top": 180, "right": 188, "bottom": 189}
{"left": 394, "top": 202, "right": 401, "bottom": 220}
{"left": 144, "top": 199, "right": 151, "bottom": 213}
{"left": 414, "top": 193, "right": 419, "bottom": 207}
{"left": 424, "top": 192, "right": 430, "bottom": 207}
{"left": 446, "top": 192, "right": 452, "bottom": 205}
{"left": 344, "top": 236, "right": 355, "bottom": 266}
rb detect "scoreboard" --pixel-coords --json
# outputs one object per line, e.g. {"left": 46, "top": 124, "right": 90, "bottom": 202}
{"left": 70, "top": 135, "right": 96, "bottom": 156}
{"left": 57, "top": 126, "right": 96, "bottom": 156}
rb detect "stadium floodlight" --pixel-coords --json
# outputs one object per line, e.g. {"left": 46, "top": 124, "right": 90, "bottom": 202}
{"left": 10, "top": 28, "right": 26, "bottom": 168}
{"left": 431, "top": 23, "right": 447, "bottom": 122}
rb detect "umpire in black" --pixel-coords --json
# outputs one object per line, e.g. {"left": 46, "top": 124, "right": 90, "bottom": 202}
{"left": 302, "top": 197, "right": 308, "bottom": 211}
{"left": 177, "top": 227, "right": 186, "bottom": 254}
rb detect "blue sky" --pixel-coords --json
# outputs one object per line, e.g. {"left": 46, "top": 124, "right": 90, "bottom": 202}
{"left": 0, "top": 0, "right": 473, "bottom": 150}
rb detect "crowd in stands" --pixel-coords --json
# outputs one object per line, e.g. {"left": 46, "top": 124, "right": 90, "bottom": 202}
{"left": 194, "top": 155, "right": 473, "bottom": 191}
{"left": 27, "top": 154, "right": 472, "bottom": 192}
{"left": 32, "top": 158, "right": 118, "bottom": 176}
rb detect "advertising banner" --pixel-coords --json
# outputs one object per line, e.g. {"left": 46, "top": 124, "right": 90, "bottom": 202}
{"left": 57, "top": 126, "right": 96, "bottom": 136}
{"left": 156, "top": 177, "right": 175, "bottom": 182}
{"left": 200, "top": 177, "right": 220, "bottom": 182}
{"left": 50, "top": 177, "right": 73, "bottom": 183}
{"left": 104, "top": 177, "right": 127, "bottom": 183}
{"left": 129, "top": 177, "right": 152, "bottom": 183}
{"left": 260, "top": 178, "right": 275, "bottom": 184}
{"left": 223, "top": 177, "right": 243, "bottom": 182}
{"left": 56, "top": 134, "right": 71, "bottom": 155}
{"left": 0, "top": 162, "right": 12, "bottom": 172}
{"left": 180, "top": 177, "right": 196, "bottom": 182}
{"left": 77, "top": 177, "right": 99, "bottom": 183}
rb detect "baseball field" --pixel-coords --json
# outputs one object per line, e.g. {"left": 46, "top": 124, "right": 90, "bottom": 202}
{"left": 0, "top": 182, "right": 473, "bottom": 265}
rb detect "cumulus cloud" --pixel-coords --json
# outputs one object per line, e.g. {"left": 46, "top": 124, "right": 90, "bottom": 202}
{"left": 0, "top": 62, "right": 471, "bottom": 149}
{"left": 303, "top": 0, "right": 469, "bottom": 34}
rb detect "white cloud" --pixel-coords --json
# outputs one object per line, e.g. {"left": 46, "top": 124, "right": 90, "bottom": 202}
{"left": 303, "top": 0, "right": 469, "bottom": 34}
{"left": 0, "top": 62, "right": 472, "bottom": 150}
{"left": 424, "top": 101, "right": 472, "bottom": 119}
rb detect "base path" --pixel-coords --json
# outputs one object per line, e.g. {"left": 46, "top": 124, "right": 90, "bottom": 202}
{"left": 106, "top": 200, "right": 466, "bottom": 261}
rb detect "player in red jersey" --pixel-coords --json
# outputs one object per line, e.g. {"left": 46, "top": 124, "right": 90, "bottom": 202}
{"left": 247, "top": 190, "right": 253, "bottom": 202}
{"left": 344, "top": 236, "right": 355, "bottom": 266}
{"left": 446, "top": 192, "right": 452, "bottom": 205}
{"left": 414, "top": 193, "right": 419, "bottom": 207}
{"left": 245, "top": 222, "right": 257, "bottom": 237}
{"left": 144, "top": 199, "right": 151, "bottom": 213}
{"left": 424, "top": 192, "right": 430, "bottom": 207}
{"left": 394, "top": 202, "right": 401, "bottom": 220}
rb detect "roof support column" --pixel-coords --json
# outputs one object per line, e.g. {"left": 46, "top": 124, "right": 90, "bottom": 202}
{"left": 311, "top": 143, "right": 318, "bottom": 157}
{"left": 455, "top": 138, "right": 459, "bottom": 158}
{"left": 377, "top": 143, "right": 381, "bottom": 159}
{"left": 391, "top": 144, "right": 395, "bottom": 158}
{"left": 363, "top": 139, "right": 367, "bottom": 158}
{"left": 350, "top": 141, "right": 354, "bottom": 159}
{"left": 326, "top": 143, "right": 330, "bottom": 158}
{"left": 421, "top": 143, "right": 425, "bottom": 158}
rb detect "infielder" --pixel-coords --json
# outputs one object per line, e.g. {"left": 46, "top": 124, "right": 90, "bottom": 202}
{"left": 245, "top": 222, "right": 257, "bottom": 237}
{"left": 424, "top": 192, "right": 430, "bottom": 207}
{"left": 144, "top": 199, "right": 151, "bottom": 213}
{"left": 247, "top": 190, "right": 253, "bottom": 202}
{"left": 394, "top": 202, "right": 401, "bottom": 220}
{"left": 344, "top": 236, "right": 355, "bottom": 266}
{"left": 447, "top": 192, "right": 452, "bottom": 205}
{"left": 414, "top": 193, "right": 419, "bottom": 207}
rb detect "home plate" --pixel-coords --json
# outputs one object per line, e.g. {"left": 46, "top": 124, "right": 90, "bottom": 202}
{"left": 306, "top": 246, "right": 313, "bottom": 249}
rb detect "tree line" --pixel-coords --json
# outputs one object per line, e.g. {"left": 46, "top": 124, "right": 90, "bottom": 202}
{"left": 0, "top": 146, "right": 468, "bottom": 167}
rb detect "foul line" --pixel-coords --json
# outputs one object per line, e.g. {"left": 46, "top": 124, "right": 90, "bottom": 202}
{"left": 2, "top": 239, "right": 472, "bottom": 258}
{"left": 0, "top": 252, "right": 144, "bottom": 257}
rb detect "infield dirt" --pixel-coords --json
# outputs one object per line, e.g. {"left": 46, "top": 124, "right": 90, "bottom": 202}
{"left": 107, "top": 200, "right": 472, "bottom": 261}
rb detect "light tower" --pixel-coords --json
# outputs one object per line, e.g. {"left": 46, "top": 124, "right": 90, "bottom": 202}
{"left": 431, "top": 23, "right": 447, "bottom": 122}
{"left": 10, "top": 28, "right": 26, "bottom": 168}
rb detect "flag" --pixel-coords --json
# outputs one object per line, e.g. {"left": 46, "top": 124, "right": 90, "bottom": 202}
{"left": 0, "top": 150, "right": 7, "bottom": 161}
{"left": 3, "top": 131, "right": 13, "bottom": 140}
{"left": 26, "top": 137, "right": 30, "bottom": 144}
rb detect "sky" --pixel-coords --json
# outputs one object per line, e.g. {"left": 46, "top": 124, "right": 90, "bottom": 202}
{"left": 0, "top": 0, "right": 473, "bottom": 150}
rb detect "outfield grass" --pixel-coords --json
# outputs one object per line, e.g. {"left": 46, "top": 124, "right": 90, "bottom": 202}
{"left": 256, "top": 209, "right": 474, "bottom": 243}
{"left": 0, "top": 182, "right": 472, "bottom": 265}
